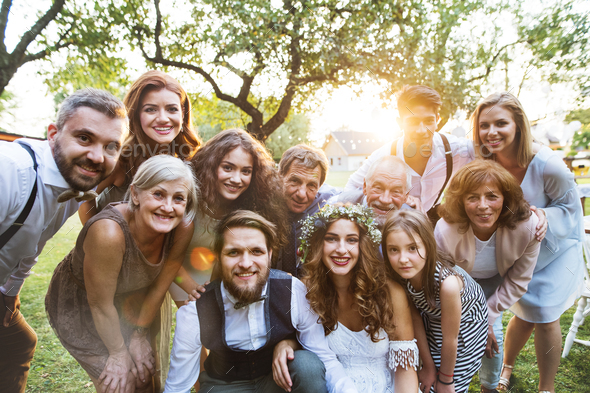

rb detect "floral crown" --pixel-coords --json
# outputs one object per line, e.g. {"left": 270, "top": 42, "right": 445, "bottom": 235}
{"left": 297, "top": 204, "right": 382, "bottom": 263}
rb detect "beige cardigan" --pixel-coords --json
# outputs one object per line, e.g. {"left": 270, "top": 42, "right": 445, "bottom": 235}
{"left": 434, "top": 215, "right": 540, "bottom": 325}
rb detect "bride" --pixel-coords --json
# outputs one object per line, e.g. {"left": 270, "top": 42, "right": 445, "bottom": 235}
{"left": 273, "top": 204, "right": 419, "bottom": 392}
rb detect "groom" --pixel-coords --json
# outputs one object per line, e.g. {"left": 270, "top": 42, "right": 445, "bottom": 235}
{"left": 164, "top": 210, "right": 357, "bottom": 393}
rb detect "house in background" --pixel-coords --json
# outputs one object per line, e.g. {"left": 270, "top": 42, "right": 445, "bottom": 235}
{"left": 0, "top": 130, "right": 45, "bottom": 142}
{"left": 322, "top": 131, "right": 389, "bottom": 172}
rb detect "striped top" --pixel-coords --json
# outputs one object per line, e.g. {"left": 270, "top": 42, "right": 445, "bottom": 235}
{"left": 407, "top": 262, "right": 488, "bottom": 393}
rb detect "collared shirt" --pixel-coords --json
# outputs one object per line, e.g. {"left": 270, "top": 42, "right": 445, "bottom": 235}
{"left": 0, "top": 139, "right": 81, "bottom": 296}
{"left": 343, "top": 133, "right": 474, "bottom": 212}
{"left": 164, "top": 277, "right": 358, "bottom": 393}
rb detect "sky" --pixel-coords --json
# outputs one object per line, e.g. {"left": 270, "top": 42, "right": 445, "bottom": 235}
{"left": 1, "top": 0, "right": 587, "bottom": 147}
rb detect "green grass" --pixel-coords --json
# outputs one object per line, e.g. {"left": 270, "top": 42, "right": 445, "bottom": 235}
{"left": 325, "top": 170, "right": 355, "bottom": 189}
{"left": 21, "top": 195, "right": 590, "bottom": 391}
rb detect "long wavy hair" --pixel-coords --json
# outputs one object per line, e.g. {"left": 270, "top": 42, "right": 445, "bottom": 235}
{"left": 301, "top": 216, "right": 396, "bottom": 341}
{"left": 192, "top": 128, "right": 289, "bottom": 249}
{"left": 439, "top": 159, "right": 531, "bottom": 232}
{"left": 382, "top": 210, "right": 461, "bottom": 308}
{"left": 120, "top": 70, "right": 201, "bottom": 180}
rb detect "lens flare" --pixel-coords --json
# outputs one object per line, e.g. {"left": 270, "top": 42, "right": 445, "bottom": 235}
{"left": 190, "top": 247, "right": 215, "bottom": 271}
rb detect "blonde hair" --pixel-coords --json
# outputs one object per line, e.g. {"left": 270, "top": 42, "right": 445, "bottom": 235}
{"left": 126, "top": 155, "right": 198, "bottom": 221}
{"left": 471, "top": 92, "right": 534, "bottom": 168}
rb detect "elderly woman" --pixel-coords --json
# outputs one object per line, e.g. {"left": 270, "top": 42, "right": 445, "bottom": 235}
{"left": 434, "top": 160, "right": 541, "bottom": 393}
{"left": 46, "top": 155, "right": 200, "bottom": 393}
{"left": 471, "top": 92, "right": 585, "bottom": 393}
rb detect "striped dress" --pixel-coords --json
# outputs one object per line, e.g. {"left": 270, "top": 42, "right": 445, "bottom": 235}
{"left": 407, "top": 262, "right": 488, "bottom": 393}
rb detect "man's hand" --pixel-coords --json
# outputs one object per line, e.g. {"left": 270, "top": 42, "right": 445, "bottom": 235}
{"left": 485, "top": 325, "right": 499, "bottom": 359}
{"left": 418, "top": 362, "right": 436, "bottom": 393}
{"left": 272, "top": 339, "right": 298, "bottom": 391}
{"left": 530, "top": 206, "right": 547, "bottom": 242}
{"left": 406, "top": 195, "right": 424, "bottom": 212}
{"left": 184, "top": 281, "right": 208, "bottom": 305}
{"left": 128, "top": 330, "right": 155, "bottom": 383}
{"left": 2, "top": 293, "right": 20, "bottom": 327}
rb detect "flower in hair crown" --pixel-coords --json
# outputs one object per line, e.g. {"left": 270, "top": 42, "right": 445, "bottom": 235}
{"left": 297, "top": 204, "right": 382, "bottom": 263}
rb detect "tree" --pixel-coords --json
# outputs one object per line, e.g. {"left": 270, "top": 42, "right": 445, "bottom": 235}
{"left": 265, "top": 114, "right": 311, "bottom": 159}
{"left": 43, "top": 0, "right": 590, "bottom": 139}
{"left": 567, "top": 108, "right": 590, "bottom": 151}
{"left": 0, "top": 1, "right": 130, "bottom": 97}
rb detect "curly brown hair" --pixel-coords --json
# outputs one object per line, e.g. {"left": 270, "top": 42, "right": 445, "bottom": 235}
{"left": 119, "top": 70, "right": 201, "bottom": 180}
{"left": 301, "top": 216, "right": 396, "bottom": 341}
{"left": 439, "top": 159, "right": 531, "bottom": 232}
{"left": 191, "top": 128, "right": 289, "bottom": 250}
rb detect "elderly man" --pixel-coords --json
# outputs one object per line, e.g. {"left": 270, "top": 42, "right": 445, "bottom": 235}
{"left": 165, "top": 210, "right": 357, "bottom": 393}
{"left": 277, "top": 145, "right": 339, "bottom": 277}
{"left": 334, "top": 155, "right": 412, "bottom": 227}
{"left": 0, "top": 89, "right": 128, "bottom": 392}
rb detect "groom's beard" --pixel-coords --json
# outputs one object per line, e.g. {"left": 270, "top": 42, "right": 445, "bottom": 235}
{"left": 222, "top": 261, "right": 270, "bottom": 304}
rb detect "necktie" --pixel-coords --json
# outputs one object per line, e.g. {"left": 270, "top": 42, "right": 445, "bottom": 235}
{"left": 234, "top": 295, "right": 268, "bottom": 310}
{"left": 57, "top": 189, "right": 99, "bottom": 203}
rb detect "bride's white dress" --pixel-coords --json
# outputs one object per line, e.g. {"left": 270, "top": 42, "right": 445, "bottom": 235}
{"left": 326, "top": 323, "right": 418, "bottom": 393}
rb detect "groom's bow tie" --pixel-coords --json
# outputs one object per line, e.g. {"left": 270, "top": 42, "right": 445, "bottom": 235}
{"left": 57, "top": 189, "right": 99, "bottom": 203}
{"left": 234, "top": 295, "right": 268, "bottom": 310}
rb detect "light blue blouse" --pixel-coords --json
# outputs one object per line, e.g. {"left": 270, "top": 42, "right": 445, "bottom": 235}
{"left": 510, "top": 146, "right": 585, "bottom": 323}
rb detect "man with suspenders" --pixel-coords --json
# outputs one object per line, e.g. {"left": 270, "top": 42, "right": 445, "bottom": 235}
{"left": 344, "top": 85, "right": 474, "bottom": 222}
{"left": 0, "top": 89, "right": 128, "bottom": 392}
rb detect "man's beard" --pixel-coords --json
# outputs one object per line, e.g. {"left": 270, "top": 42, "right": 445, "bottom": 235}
{"left": 53, "top": 139, "right": 107, "bottom": 191}
{"left": 223, "top": 263, "right": 270, "bottom": 304}
{"left": 369, "top": 202, "right": 397, "bottom": 228}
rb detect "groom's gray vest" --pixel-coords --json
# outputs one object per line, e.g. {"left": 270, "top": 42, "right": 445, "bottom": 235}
{"left": 196, "top": 269, "right": 296, "bottom": 381}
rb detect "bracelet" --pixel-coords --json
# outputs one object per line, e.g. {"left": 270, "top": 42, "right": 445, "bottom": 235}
{"left": 438, "top": 371, "right": 454, "bottom": 378}
{"left": 437, "top": 375, "right": 454, "bottom": 385}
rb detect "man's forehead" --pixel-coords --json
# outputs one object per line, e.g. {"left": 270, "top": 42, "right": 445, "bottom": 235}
{"left": 370, "top": 166, "right": 406, "bottom": 184}
{"left": 286, "top": 162, "right": 321, "bottom": 180}
{"left": 222, "top": 226, "right": 268, "bottom": 249}
{"left": 398, "top": 104, "right": 438, "bottom": 119}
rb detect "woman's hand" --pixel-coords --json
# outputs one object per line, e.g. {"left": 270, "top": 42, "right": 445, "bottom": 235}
{"left": 530, "top": 206, "right": 547, "bottom": 242}
{"left": 418, "top": 363, "right": 436, "bottom": 392}
{"left": 485, "top": 324, "right": 499, "bottom": 359}
{"left": 128, "top": 330, "right": 155, "bottom": 383}
{"left": 272, "top": 339, "right": 299, "bottom": 392}
{"left": 98, "top": 346, "right": 137, "bottom": 393}
{"left": 185, "top": 281, "right": 208, "bottom": 304}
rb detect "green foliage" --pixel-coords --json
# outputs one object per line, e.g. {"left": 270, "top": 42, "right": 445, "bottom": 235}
{"left": 265, "top": 114, "right": 311, "bottom": 159}
{"left": 567, "top": 108, "right": 590, "bottom": 151}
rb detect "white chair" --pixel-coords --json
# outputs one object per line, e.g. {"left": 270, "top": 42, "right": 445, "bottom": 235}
{"left": 562, "top": 217, "right": 590, "bottom": 357}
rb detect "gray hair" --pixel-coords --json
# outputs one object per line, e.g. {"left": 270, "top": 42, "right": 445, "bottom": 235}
{"left": 56, "top": 88, "right": 128, "bottom": 131}
{"left": 126, "top": 155, "right": 198, "bottom": 221}
{"left": 279, "top": 144, "right": 329, "bottom": 185}
{"left": 365, "top": 156, "right": 411, "bottom": 191}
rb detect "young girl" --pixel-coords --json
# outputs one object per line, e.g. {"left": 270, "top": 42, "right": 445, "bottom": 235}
{"left": 382, "top": 209, "right": 488, "bottom": 393}
{"left": 273, "top": 204, "right": 419, "bottom": 393}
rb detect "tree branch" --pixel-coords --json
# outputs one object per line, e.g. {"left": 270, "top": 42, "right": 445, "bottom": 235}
{"left": 467, "top": 39, "right": 526, "bottom": 83}
{"left": 0, "top": 0, "right": 12, "bottom": 54}
{"left": 11, "top": 0, "right": 66, "bottom": 60}
{"left": 22, "top": 21, "right": 75, "bottom": 63}
{"left": 154, "top": 0, "right": 162, "bottom": 59}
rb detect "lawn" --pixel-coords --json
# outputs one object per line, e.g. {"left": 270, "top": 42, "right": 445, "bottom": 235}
{"left": 19, "top": 179, "right": 590, "bottom": 392}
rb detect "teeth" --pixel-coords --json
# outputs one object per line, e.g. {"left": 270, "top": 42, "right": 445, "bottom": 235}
{"left": 154, "top": 126, "right": 172, "bottom": 131}
{"left": 332, "top": 257, "right": 348, "bottom": 262}
{"left": 80, "top": 165, "right": 97, "bottom": 172}
{"left": 237, "top": 272, "right": 254, "bottom": 277}
{"left": 155, "top": 214, "right": 172, "bottom": 219}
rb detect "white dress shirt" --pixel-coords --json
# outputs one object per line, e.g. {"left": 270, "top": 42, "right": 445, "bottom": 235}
{"left": 0, "top": 139, "right": 81, "bottom": 296}
{"left": 343, "top": 133, "right": 474, "bottom": 212}
{"left": 165, "top": 277, "right": 358, "bottom": 393}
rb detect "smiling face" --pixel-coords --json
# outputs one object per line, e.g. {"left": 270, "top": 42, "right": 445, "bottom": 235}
{"left": 463, "top": 181, "right": 504, "bottom": 241}
{"left": 281, "top": 162, "right": 322, "bottom": 214}
{"left": 139, "top": 88, "right": 183, "bottom": 145}
{"left": 131, "top": 178, "right": 189, "bottom": 234}
{"left": 322, "top": 219, "right": 360, "bottom": 278}
{"left": 220, "top": 226, "right": 271, "bottom": 303}
{"left": 48, "top": 106, "right": 126, "bottom": 191}
{"left": 397, "top": 104, "right": 439, "bottom": 147}
{"left": 216, "top": 147, "right": 253, "bottom": 203}
{"left": 385, "top": 229, "right": 426, "bottom": 288}
{"left": 478, "top": 106, "right": 518, "bottom": 156}
{"left": 363, "top": 163, "right": 407, "bottom": 226}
